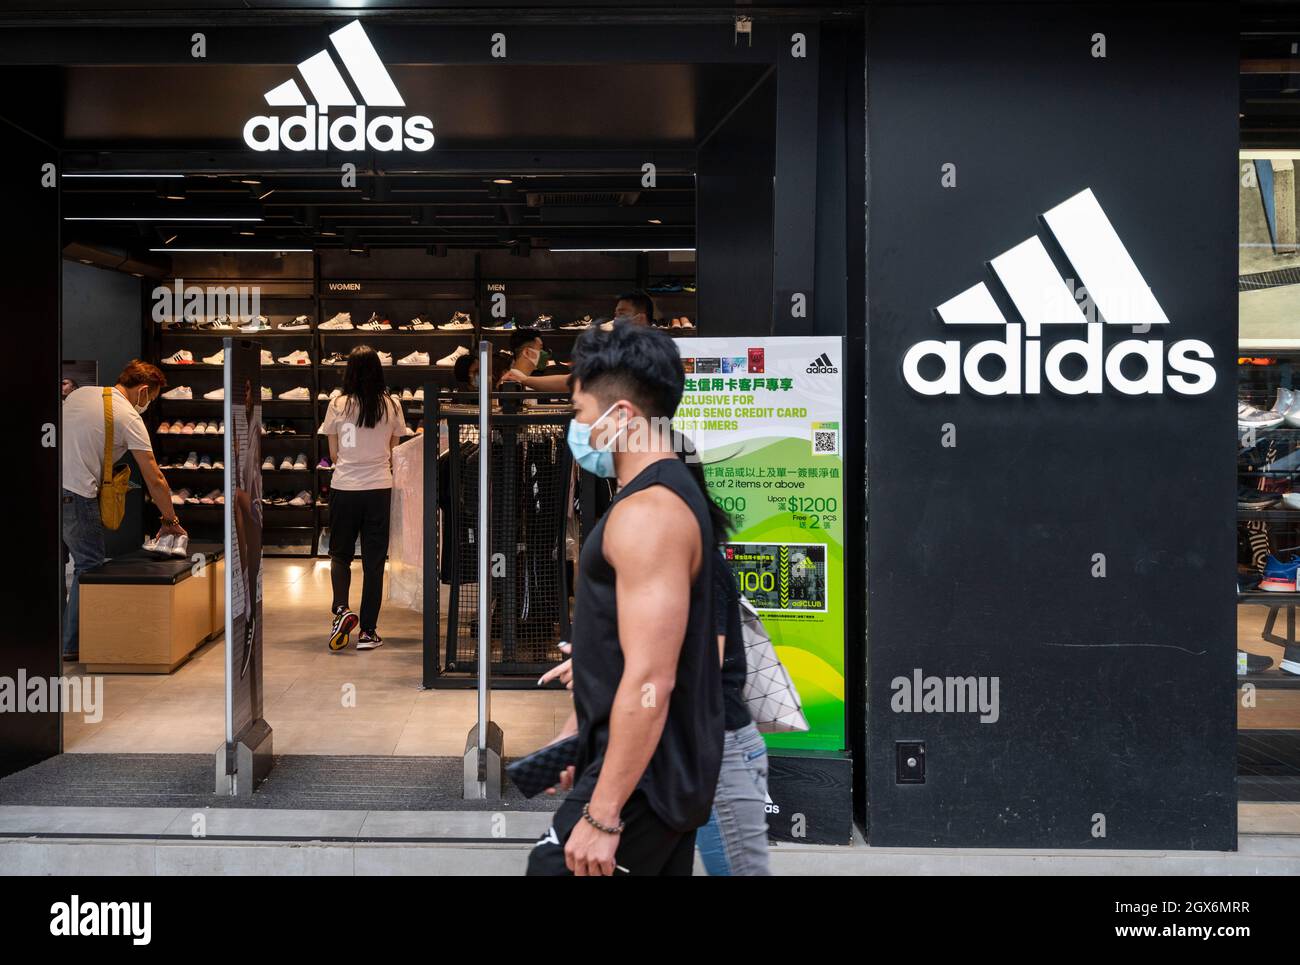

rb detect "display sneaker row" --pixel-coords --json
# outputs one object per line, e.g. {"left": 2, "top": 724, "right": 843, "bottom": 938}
{"left": 1239, "top": 488, "right": 1300, "bottom": 511}
{"left": 319, "top": 311, "right": 473, "bottom": 331}
{"left": 161, "top": 452, "right": 225, "bottom": 470}
{"left": 260, "top": 453, "right": 326, "bottom": 471}
{"left": 157, "top": 420, "right": 224, "bottom": 435}
{"left": 160, "top": 385, "right": 309, "bottom": 401}
{"left": 162, "top": 349, "right": 311, "bottom": 366}
{"left": 170, "top": 487, "right": 225, "bottom": 505}
{"left": 646, "top": 278, "right": 697, "bottom": 294}
{"left": 484, "top": 314, "right": 593, "bottom": 332}
{"left": 161, "top": 315, "right": 312, "bottom": 332}
{"left": 262, "top": 490, "right": 315, "bottom": 507}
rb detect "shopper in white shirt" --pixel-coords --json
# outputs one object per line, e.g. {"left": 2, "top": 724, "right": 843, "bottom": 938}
{"left": 61, "top": 360, "right": 186, "bottom": 660}
{"left": 318, "top": 345, "right": 407, "bottom": 651}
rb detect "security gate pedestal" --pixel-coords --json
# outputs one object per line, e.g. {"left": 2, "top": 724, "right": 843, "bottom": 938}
{"left": 463, "top": 721, "right": 504, "bottom": 800}
{"left": 213, "top": 718, "right": 273, "bottom": 797}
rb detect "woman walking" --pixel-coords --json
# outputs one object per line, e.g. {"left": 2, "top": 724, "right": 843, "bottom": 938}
{"left": 318, "top": 345, "right": 407, "bottom": 651}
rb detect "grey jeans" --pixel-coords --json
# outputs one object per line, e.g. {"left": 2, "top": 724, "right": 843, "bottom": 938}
{"left": 697, "top": 721, "right": 772, "bottom": 875}
{"left": 61, "top": 491, "right": 106, "bottom": 657}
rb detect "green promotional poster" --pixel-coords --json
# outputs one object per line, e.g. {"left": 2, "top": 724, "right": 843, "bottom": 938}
{"left": 673, "top": 337, "right": 845, "bottom": 751}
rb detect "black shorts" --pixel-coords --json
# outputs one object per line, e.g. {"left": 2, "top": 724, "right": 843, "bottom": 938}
{"left": 525, "top": 791, "right": 696, "bottom": 877}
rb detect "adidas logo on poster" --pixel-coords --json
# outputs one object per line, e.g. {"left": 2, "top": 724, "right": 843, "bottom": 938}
{"left": 806, "top": 352, "right": 838, "bottom": 374}
{"left": 902, "top": 188, "right": 1216, "bottom": 396}
{"left": 244, "top": 20, "right": 434, "bottom": 152}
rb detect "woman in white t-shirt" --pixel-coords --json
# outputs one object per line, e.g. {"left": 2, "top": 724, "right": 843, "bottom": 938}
{"left": 318, "top": 345, "right": 407, "bottom": 651}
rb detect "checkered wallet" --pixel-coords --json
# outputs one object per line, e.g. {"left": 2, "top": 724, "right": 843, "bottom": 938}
{"left": 506, "top": 735, "right": 579, "bottom": 798}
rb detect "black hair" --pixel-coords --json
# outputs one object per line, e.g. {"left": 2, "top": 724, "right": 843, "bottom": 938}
{"left": 452, "top": 353, "right": 475, "bottom": 385}
{"left": 674, "top": 432, "right": 731, "bottom": 544}
{"left": 569, "top": 321, "right": 684, "bottom": 418}
{"left": 508, "top": 328, "right": 543, "bottom": 355}
{"left": 616, "top": 289, "right": 655, "bottom": 323}
{"left": 340, "top": 344, "right": 392, "bottom": 429}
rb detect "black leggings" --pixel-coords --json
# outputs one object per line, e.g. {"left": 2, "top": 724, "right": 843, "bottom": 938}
{"left": 329, "top": 487, "right": 392, "bottom": 632}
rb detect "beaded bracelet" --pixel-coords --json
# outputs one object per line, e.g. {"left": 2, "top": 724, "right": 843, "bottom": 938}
{"left": 581, "top": 802, "right": 625, "bottom": 835}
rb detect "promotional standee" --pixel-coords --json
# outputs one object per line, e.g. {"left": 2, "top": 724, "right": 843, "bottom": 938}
{"left": 217, "top": 338, "right": 272, "bottom": 796}
{"left": 674, "top": 336, "right": 850, "bottom": 842}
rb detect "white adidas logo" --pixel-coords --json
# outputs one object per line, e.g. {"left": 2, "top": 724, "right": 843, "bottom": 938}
{"left": 243, "top": 20, "right": 434, "bottom": 153}
{"left": 902, "top": 188, "right": 1216, "bottom": 396}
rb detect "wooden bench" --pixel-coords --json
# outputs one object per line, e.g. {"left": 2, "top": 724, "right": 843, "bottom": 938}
{"left": 79, "top": 542, "right": 225, "bottom": 674}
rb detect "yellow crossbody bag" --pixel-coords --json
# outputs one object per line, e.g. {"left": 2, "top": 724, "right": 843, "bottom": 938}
{"left": 99, "top": 387, "right": 131, "bottom": 530}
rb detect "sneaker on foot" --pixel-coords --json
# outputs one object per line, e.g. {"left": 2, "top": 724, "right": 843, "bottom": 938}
{"left": 356, "top": 630, "right": 384, "bottom": 651}
{"left": 330, "top": 607, "right": 358, "bottom": 651}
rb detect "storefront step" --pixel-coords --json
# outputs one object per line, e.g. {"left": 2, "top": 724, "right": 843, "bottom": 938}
{"left": 1, "top": 806, "right": 1299, "bottom": 875}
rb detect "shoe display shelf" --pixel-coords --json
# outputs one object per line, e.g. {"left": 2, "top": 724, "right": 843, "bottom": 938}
{"left": 1236, "top": 348, "right": 1300, "bottom": 687}
{"left": 145, "top": 277, "right": 324, "bottom": 556}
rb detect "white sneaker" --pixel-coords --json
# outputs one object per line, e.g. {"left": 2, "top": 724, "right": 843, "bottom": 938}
{"left": 413, "top": 388, "right": 425, "bottom": 400}
{"left": 163, "top": 349, "right": 194, "bottom": 365}
{"left": 205, "top": 422, "right": 221, "bottom": 435}
{"left": 1238, "top": 402, "right": 1284, "bottom": 429}
{"left": 278, "top": 386, "right": 311, "bottom": 401}
{"left": 212, "top": 459, "right": 224, "bottom": 469}
{"left": 262, "top": 456, "right": 276, "bottom": 471}
{"left": 193, "top": 422, "right": 208, "bottom": 435}
{"left": 400, "top": 388, "right": 414, "bottom": 400}
{"left": 260, "top": 349, "right": 275, "bottom": 366}
{"left": 378, "top": 351, "right": 393, "bottom": 367}
{"left": 240, "top": 315, "right": 271, "bottom": 332}
{"left": 202, "top": 349, "right": 225, "bottom": 366}
{"left": 171, "top": 488, "right": 191, "bottom": 505}
{"left": 278, "top": 315, "right": 312, "bottom": 331}
{"left": 288, "top": 489, "right": 314, "bottom": 507}
{"left": 162, "top": 386, "right": 193, "bottom": 400}
{"left": 277, "top": 350, "right": 312, "bottom": 366}
{"left": 203, "top": 387, "right": 224, "bottom": 401}
{"left": 279, "top": 456, "right": 294, "bottom": 470}
{"left": 321, "top": 312, "right": 354, "bottom": 330}
{"left": 406, "top": 316, "right": 435, "bottom": 330}
{"left": 293, "top": 453, "right": 309, "bottom": 470}
{"left": 440, "top": 311, "right": 474, "bottom": 330}
{"left": 261, "top": 386, "right": 273, "bottom": 400}
{"left": 183, "top": 451, "right": 199, "bottom": 469}
{"left": 198, "top": 454, "right": 213, "bottom": 469}
{"left": 437, "top": 345, "right": 470, "bottom": 367}
{"left": 359, "top": 313, "right": 392, "bottom": 331}
{"left": 398, "top": 350, "right": 430, "bottom": 366}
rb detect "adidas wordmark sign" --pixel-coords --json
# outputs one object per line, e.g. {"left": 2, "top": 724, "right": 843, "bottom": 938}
{"left": 244, "top": 20, "right": 434, "bottom": 152}
{"left": 902, "top": 189, "right": 1215, "bottom": 396}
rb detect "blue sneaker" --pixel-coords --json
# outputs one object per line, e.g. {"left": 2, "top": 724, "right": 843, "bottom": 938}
{"left": 1260, "top": 554, "right": 1300, "bottom": 592}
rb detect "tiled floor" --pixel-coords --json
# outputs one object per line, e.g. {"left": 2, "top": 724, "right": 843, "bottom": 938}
{"left": 63, "top": 558, "right": 571, "bottom": 757}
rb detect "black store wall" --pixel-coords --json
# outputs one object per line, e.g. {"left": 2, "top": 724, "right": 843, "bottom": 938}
{"left": 865, "top": 3, "right": 1238, "bottom": 848}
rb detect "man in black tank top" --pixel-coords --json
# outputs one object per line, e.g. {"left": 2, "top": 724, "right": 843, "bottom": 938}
{"left": 526, "top": 322, "right": 723, "bottom": 876}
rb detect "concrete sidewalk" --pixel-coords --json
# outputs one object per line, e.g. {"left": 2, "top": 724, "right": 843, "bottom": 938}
{"left": 1, "top": 803, "right": 1297, "bottom": 875}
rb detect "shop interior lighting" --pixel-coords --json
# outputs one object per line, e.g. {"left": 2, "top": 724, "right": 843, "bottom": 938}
{"left": 149, "top": 247, "right": 311, "bottom": 253}
{"left": 63, "top": 216, "right": 263, "bottom": 222}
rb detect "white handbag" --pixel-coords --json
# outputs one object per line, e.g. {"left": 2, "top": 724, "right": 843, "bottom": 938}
{"left": 738, "top": 595, "right": 810, "bottom": 733}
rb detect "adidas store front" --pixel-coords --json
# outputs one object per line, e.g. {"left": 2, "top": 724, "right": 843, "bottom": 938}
{"left": 0, "top": 0, "right": 1271, "bottom": 872}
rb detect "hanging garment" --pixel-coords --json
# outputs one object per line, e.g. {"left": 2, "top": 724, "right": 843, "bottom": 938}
{"left": 387, "top": 432, "right": 425, "bottom": 610}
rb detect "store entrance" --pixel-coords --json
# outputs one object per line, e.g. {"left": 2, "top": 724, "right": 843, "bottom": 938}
{"left": 45, "top": 53, "right": 780, "bottom": 797}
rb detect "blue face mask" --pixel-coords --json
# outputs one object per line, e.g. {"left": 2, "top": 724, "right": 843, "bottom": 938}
{"left": 567, "top": 402, "right": 626, "bottom": 478}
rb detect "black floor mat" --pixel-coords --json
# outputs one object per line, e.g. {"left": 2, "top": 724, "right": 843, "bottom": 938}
{"left": 0, "top": 753, "right": 561, "bottom": 812}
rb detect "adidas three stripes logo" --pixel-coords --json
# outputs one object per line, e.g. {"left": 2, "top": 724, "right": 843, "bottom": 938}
{"left": 243, "top": 20, "right": 434, "bottom": 152}
{"left": 903, "top": 188, "right": 1216, "bottom": 396}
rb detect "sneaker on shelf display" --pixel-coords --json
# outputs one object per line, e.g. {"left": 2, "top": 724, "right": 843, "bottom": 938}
{"left": 398, "top": 350, "right": 430, "bottom": 366}
{"left": 437, "top": 345, "right": 470, "bottom": 367}
{"left": 163, "top": 349, "right": 194, "bottom": 365}
{"left": 359, "top": 312, "right": 392, "bottom": 331}
{"left": 278, "top": 386, "right": 311, "bottom": 401}
{"left": 440, "top": 311, "right": 473, "bottom": 330}
{"left": 321, "top": 312, "right": 354, "bottom": 330}
{"left": 277, "top": 349, "right": 312, "bottom": 365}
{"left": 279, "top": 315, "right": 312, "bottom": 331}
{"left": 239, "top": 314, "right": 272, "bottom": 332}
{"left": 162, "top": 385, "right": 193, "bottom": 400}
{"left": 202, "top": 349, "right": 225, "bottom": 366}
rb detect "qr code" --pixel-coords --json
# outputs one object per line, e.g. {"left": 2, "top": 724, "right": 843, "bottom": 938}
{"left": 812, "top": 428, "right": 839, "bottom": 455}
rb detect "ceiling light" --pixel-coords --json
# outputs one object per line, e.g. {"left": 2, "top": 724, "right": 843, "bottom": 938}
{"left": 493, "top": 178, "right": 513, "bottom": 185}
{"left": 62, "top": 216, "right": 263, "bottom": 222}
{"left": 238, "top": 230, "right": 256, "bottom": 236}
{"left": 648, "top": 219, "right": 663, "bottom": 224}
{"left": 63, "top": 173, "right": 185, "bottom": 179}
{"left": 549, "top": 247, "right": 696, "bottom": 253}
{"left": 257, "top": 188, "right": 275, "bottom": 201}
{"left": 148, "top": 247, "right": 312, "bottom": 253}
{"left": 239, "top": 179, "right": 262, "bottom": 185}
{"left": 162, "top": 234, "right": 178, "bottom": 245}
